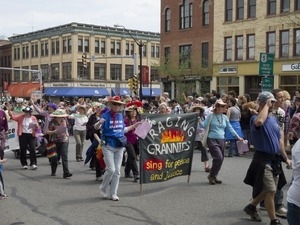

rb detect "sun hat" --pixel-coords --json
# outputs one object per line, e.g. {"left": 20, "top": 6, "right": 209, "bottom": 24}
{"left": 107, "top": 96, "right": 125, "bottom": 105}
{"left": 22, "top": 106, "right": 33, "bottom": 113}
{"left": 213, "top": 99, "right": 227, "bottom": 110}
{"left": 16, "top": 98, "right": 24, "bottom": 104}
{"left": 76, "top": 104, "right": 87, "bottom": 113}
{"left": 46, "top": 103, "right": 58, "bottom": 111}
{"left": 50, "top": 109, "right": 69, "bottom": 117}
{"left": 191, "top": 104, "right": 205, "bottom": 113}
{"left": 126, "top": 100, "right": 143, "bottom": 108}
{"left": 257, "top": 91, "right": 277, "bottom": 104}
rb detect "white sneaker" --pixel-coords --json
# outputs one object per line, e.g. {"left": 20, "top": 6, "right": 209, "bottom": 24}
{"left": 111, "top": 194, "right": 119, "bottom": 201}
{"left": 275, "top": 207, "right": 287, "bottom": 218}
{"left": 96, "top": 176, "right": 103, "bottom": 182}
{"left": 23, "top": 165, "right": 28, "bottom": 170}
{"left": 99, "top": 185, "right": 107, "bottom": 198}
{"left": 31, "top": 165, "right": 37, "bottom": 170}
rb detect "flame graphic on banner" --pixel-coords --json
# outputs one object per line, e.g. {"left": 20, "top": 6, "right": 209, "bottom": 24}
{"left": 161, "top": 129, "right": 185, "bottom": 143}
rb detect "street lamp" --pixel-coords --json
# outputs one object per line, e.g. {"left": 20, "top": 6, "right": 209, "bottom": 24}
{"left": 114, "top": 24, "right": 143, "bottom": 99}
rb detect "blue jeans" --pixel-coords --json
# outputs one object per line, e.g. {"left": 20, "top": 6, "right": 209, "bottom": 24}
{"left": 228, "top": 140, "right": 238, "bottom": 156}
{"left": 101, "top": 145, "right": 124, "bottom": 197}
{"left": 287, "top": 202, "right": 300, "bottom": 225}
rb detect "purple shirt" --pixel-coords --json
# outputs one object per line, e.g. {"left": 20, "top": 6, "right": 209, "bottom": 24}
{"left": 0, "top": 110, "right": 8, "bottom": 132}
{"left": 124, "top": 118, "right": 138, "bottom": 145}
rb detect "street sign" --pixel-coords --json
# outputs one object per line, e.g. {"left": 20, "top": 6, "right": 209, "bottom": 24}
{"left": 261, "top": 77, "right": 274, "bottom": 91}
{"left": 259, "top": 53, "right": 274, "bottom": 76}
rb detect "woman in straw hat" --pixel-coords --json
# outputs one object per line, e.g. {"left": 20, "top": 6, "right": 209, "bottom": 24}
{"left": 201, "top": 99, "right": 243, "bottom": 185}
{"left": 48, "top": 109, "right": 72, "bottom": 178}
{"left": 69, "top": 105, "right": 88, "bottom": 162}
{"left": 94, "top": 96, "right": 141, "bottom": 201}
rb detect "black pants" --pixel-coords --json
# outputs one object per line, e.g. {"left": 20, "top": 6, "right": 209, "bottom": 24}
{"left": 195, "top": 141, "right": 209, "bottom": 162}
{"left": 19, "top": 133, "right": 37, "bottom": 166}
{"left": 50, "top": 142, "right": 70, "bottom": 175}
{"left": 124, "top": 143, "right": 139, "bottom": 176}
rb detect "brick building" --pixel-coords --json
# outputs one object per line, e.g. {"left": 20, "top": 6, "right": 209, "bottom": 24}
{"left": 160, "top": 0, "right": 214, "bottom": 100}
{"left": 8, "top": 22, "right": 161, "bottom": 100}
{"left": 0, "top": 40, "right": 12, "bottom": 98}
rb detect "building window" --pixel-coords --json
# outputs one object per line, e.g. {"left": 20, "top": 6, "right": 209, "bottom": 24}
{"left": 248, "top": 0, "right": 256, "bottom": 18}
{"left": 294, "top": 29, "right": 300, "bottom": 56}
{"left": 14, "top": 47, "right": 20, "bottom": 60}
{"left": 165, "top": 8, "right": 171, "bottom": 32}
{"left": 77, "top": 62, "right": 90, "bottom": 80}
{"left": 78, "top": 37, "right": 83, "bottom": 52}
{"left": 235, "top": 36, "right": 243, "bottom": 60}
{"left": 110, "top": 64, "right": 122, "bottom": 80}
{"left": 95, "top": 39, "right": 100, "bottom": 54}
{"left": 281, "top": 0, "right": 290, "bottom": 13}
{"left": 62, "top": 62, "right": 72, "bottom": 80}
{"left": 236, "top": 0, "right": 244, "bottom": 20}
{"left": 63, "top": 36, "right": 72, "bottom": 53}
{"left": 84, "top": 39, "right": 89, "bottom": 53}
{"left": 116, "top": 41, "right": 121, "bottom": 55}
{"left": 180, "top": 0, "right": 192, "bottom": 29}
{"left": 296, "top": 0, "right": 300, "bottom": 10}
{"left": 131, "top": 43, "right": 134, "bottom": 55}
{"left": 22, "top": 45, "right": 29, "bottom": 59}
{"left": 217, "top": 77, "right": 239, "bottom": 96}
{"left": 94, "top": 63, "right": 106, "bottom": 80}
{"left": 225, "top": 0, "right": 233, "bottom": 22}
{"left": 41, "top": 64, "right": 49, "bottom": 81}
{"left": 22, "top": 66, "right": 29, "bottom": 81}
{"left": 126, "top": 43, "right": 130, "bottom": 56}
{"left": 280, "top": 75, "right": 300, "bottom": 95}
{"left": 14, "top": 69, "right": 20, "bottom": 82}
{"left": 31, "top": 65, "right": 39, "bottom": 81}
{"left": 151, "top": 66, "right": 160, "bottom": 81}
{"left": 247, "top": 34, "right": 255, "bottom": 59}
{"left": 267, "top": 0, "right": 276, "bottom": 15}
{"left": 202, "top": 42, "right": 209, "bottom": 68}
{"left": 164, "top": 47, "right": 170, "bottom": 64}
{"left": 125, "top": 65, "right": 134, "bottom": 80}
{"left": 101, "top": 40, "right": 106, "bottom": 54}
{"left": 267, "top": 32, "right": 276, "bottom": 54}
{"left": 203, "top": 0, "right": 209, "bottom": 25}
{"left": 51, "top": 38, "right": 59, "bottom": 55}
{"left": 224, "top": 37, "right": 232, "bottom": 61}
{"left": 41, "top": 41, "right": 47, "bottom": 57}
{"left": 51, "top": 63, "right": 59, "bottom": 81}
{"left": 142, "top": 45, "right": 147, "bottom": 57}
{"left": 68, "top": 37, "right": 72, "bottom": 53}
{"left": 280, "top": 30, "right": 289, "bottom": 57}
{"left": 179, "top": 45, "right": 192, "bottom": 68}
{"left": 151, "top": 45, "right": 155, "bottom": 58}
{"left": 111, "top": 41, "right": 115, "bottom": 55}
{"left": 156, "top": 46, "right": 160, "bottom": 58}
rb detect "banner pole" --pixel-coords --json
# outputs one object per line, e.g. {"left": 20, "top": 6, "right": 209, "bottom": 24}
{"left": 139, "top": 139, "right": 143, "bottom": 194}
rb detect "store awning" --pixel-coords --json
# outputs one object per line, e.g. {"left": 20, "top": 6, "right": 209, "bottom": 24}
{"left": 111, "top": 88, "right": 130, "bottom": 96}
{"left": 45, "top": 87, "right": 73, "bottom": 96}
{"left": 8, "top": 82, "right": 40, "bottom": 98}
{"left": 142, "top": 88, "right": 161, "bottom": 97}
{"left": 45, "top": 87, "right": 109, "bottom": 97}
{"left": 66, "top": 88, "right": 109, "bottom": 97}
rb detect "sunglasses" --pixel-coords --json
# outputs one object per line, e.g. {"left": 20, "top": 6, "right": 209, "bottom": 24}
{"left": 112, "top": 102, "right": 122, "bottom": 106}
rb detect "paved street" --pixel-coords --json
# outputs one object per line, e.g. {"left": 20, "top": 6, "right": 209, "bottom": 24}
{"left": 1, "top": 137, "right": 292, "bottom": 225}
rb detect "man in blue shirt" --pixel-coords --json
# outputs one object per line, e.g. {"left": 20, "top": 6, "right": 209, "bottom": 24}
{"left": 243, "top": 91, "right": 291, "bottom": 225}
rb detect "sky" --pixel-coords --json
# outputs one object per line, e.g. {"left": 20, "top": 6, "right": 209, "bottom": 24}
{"left": 0, "top": 0, "right": 161, "bottom": 39}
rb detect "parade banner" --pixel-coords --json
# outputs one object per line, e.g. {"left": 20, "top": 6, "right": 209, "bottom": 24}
{"left": 140, "top": 113, "right": 198, "bottom": 184}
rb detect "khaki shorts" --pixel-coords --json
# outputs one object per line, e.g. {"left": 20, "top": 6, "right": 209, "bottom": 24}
{"left": 262, "top": 164, "right": 278, "bottom": 192}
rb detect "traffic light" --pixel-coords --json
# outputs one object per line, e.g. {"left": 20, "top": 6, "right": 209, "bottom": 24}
{"left": 132, "top": 75, "right": 138, "bottom": 93}
{"left": 82, "top": 52, "right": 87, "bottom": 68}
{"left": 128, "top": 78, "right": 133, "bottom": 90}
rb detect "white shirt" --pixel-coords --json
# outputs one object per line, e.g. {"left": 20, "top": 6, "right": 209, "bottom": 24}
{"left": 287, "top": 139, "right": 300, "bottom": 207}
{"left": 22, "top": 117, "right": 33, "bottom": 134}
{"left": 69, "top": 113, "right": 88, "bottom": 131}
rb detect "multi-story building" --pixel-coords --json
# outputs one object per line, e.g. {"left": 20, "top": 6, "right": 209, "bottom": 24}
{"left": 213, "top": 0, "right": 300, "bottom": 99}
{"left": 160, "top": 0, "right": 214, "bottom": 100}
{"left": 8, "top": 22, "right": 161, "bottom": 100}
{"left": 0, "top": 40, "right": 12, "bottom": 98}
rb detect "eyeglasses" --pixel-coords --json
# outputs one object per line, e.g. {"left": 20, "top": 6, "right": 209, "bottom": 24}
{"left": 112, "top": 102, "right": 122, "bottom": 106}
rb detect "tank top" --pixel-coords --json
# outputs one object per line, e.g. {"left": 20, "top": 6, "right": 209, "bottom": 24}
{"left": 229, "top": 106, "right": 240, "bottom": 121}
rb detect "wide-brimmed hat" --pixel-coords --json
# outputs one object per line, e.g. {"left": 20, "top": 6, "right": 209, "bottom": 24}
{"left": 191, "top": 104, "right": 205, "bottom": 113}
{"left": 22, "top": 106, "right": 33, "bottom": 113}
{"left": 46, "top": 103, "right": 58, "bottom": 111}
{"left": 76, "top": 104, "right": 87, "bottom": 113}
{"left": 126, "top": 100, "right": 143, "bottom": 108}
{"left": 125, "top": 105, "right": 136, "bottom": 112}
{"left": 213, "top": 99, "right": 227, "bottom": 110}
{"left": 107, "top": 96, "right": 125, "bottom": 105}
{"left": 50, "top": 109, "right": 68, "bottom": 117}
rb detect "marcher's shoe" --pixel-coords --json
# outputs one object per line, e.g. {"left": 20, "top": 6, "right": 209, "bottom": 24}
{"left": 207, "top": 174, "right": 216, "bottom": 185}
{"left": 0, "top": 194, "right": 8, "bottom": 199}
{"left": 134, "top": 175, "right": 140, "bottom": 182}
{"left": 51, "top": 173, "right": 56, "bottom": 176}
{"left": 214, "top": 176, "right": 222, "bottom": 184}
{"left": 204, "top": 167, "right": 210, "bottom": 173}
{"left": 125, "top": 174, "right": 133, "bottom": 178}
{"left": 23, "top": 165, "right": 28, "bottom": 170}
{"left": 80, "top": 158, "right": 84, "bottom": 162}
{"left": 225, "top": 154, "right": 233, "bottom": 157}
{"left": 96, "top": 176, "right": 103, "bottom": 182}
{"left": 99, "top": 185, "right": 108, "bottom": 198}
{"left": 31, "top": 165, "right": 37, "bottom": 170}
{"left": 275, "top": 207, "right": 287, "bottom": 218}
{"left": 111, "top": 194, "right": 119, "bottom": 201}
{"left": 270, "top": 219, "right": 282, "bottom": 225}
{"left": 63, "top": 173, "right": 73, "bottom": 178}
{"left": 243, "top": 204, "right": 262, "bottom": 222}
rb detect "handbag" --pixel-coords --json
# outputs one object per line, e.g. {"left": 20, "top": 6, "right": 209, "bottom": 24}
{"left": 46, "top": 142, "right": 57, "bottom": 158}
{"left": 236, "top": 140, "right": 249, "bottom": 154}
{"left": 201, "top": 114, "right": 213, "bottom": 148}
{"left": 116, "top": 136, "right": 127, "bottom": 147}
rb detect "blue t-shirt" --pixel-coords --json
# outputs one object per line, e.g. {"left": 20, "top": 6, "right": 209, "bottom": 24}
{"left": 250, "top": 115, "right": 281, "bottom": 155}
{"left": 100, "top": 110, "right": 125, "bottom": 147}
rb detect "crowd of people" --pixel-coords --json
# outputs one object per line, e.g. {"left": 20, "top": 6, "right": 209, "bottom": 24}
{"left": 0, "top": 88, "right": 299, "bottom": 224}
